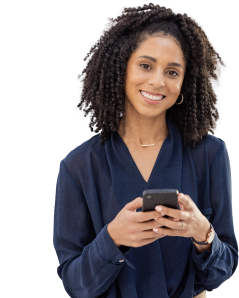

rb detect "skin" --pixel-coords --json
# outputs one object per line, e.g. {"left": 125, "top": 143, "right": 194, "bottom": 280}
{"left": 108, "top": 35, "right": 212, "bottom": 253}
{"left": 154, "top": 193, "right": 212, "bottom": 253}
{"left": 118, "top": 34, "right": 185, "bottom": 144}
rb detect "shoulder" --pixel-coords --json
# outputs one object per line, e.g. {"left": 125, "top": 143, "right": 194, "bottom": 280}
{"left": 187, "top": 134, "right": 225, "bottom": 168}
{"left": 63, "top": 133, "right": 103, "bottom": 173}
{"left": 167, "top": 119, "right": 225, "bottom": 166}
{"left": 196, "top": 133, "right": 224, "bottom": 153}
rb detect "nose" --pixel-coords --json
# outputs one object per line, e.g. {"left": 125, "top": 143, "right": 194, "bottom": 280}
{"left": 148, "top": 70, "right": 165, "bottom": 87}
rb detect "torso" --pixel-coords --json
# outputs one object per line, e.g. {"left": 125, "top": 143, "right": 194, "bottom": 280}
{"left": 120, "top": 137, "right": 165, "bottom": 183}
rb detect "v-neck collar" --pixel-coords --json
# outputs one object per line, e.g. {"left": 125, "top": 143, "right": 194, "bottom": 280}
{"left": 112, "top": 119, "right": 183, "bottom": 187}
{"left": 115, "top": 128, "right": 169, "bottom": 184}
{"left": 103, "top": 117, "right": 183, "bottom": 213}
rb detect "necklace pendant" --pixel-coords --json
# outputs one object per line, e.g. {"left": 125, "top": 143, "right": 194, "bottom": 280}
{"left": 128, "top": 130, "right": 169, "bottom": 147}
{"left": 141, "top": 143, "right": 155, "bottom": 147}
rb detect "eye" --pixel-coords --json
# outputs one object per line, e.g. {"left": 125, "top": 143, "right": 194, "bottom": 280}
{"left": 167, "top": 70, "right": 179, "bottom": 77}
{"left": 140, "top": 63, "right": 151, "bottom": 70}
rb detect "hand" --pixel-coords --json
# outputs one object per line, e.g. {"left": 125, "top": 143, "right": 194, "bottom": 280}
{"left": 107, "top": 197, "right": 166, "bottom": 248}
{"left": 153, "top": 193, "right": 211, "bottom": 242}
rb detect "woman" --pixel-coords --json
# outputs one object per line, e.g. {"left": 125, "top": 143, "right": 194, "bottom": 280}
{"left": 53, "top": 4, "right": 238, "bottom": 298}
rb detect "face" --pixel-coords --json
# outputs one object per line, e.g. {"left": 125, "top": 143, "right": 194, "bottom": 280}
{"left": 124, "top": 35, "right": 186, "bottom": 119}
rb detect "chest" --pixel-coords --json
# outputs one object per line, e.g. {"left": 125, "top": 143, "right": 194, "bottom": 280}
{"left": 125, "top": 142, "right": 164, "bottom": 183}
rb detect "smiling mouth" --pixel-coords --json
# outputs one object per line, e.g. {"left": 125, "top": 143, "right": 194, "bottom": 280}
{"left": 140, "top": 90, "right": 166, "bottom": 101}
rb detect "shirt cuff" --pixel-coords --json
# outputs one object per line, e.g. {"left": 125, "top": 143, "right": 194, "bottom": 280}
{"left": 95, "top": 224, "right": 135, "bottom": 270}
{"left": 192, "top": 232, "right": 220, "bottom": 270}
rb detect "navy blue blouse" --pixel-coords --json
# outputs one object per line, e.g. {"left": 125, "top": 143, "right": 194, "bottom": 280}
{"left": 53, "top": 119, "right": 238, "bottom": 298}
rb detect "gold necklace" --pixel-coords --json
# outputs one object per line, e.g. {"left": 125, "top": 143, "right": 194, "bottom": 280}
{"left": 126, "top": 130, "right": 169, "bottom": 147}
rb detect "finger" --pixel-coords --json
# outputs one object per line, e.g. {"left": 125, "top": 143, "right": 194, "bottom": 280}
{"left": 140, "top": 219, "right": 164, "bottom": 231}
{"left": 126, "top": 197, "right": 143, "bottom": 211}
{"left": 153, "top": 226, "right": 184, "bottom": 237}
{"left": 179, "top": 203, "right": 184, "bottom": 211}
{"left": 155, "top": 216, "right": 184, "bottom": 230}
{"left": 155, "top": 205, "right": 187, "bottom": 221}
{"left": 177, "top": 193, "right": 193, "bottom": 209}
{"left": 134, "top": 210, "right": 164, "bottom": 223}
{"left": 139, "top": 230, "right": 166, "bottom": 239}
{"left": 154, "top": 216, "right": 174, "bottom": 229}
{"left": 155, "top": 215, "right": 174, "bottom": 222}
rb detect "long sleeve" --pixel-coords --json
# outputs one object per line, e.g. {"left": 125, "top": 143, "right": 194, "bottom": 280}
{"left": 53, "top": 160, "right": 132, "bottom": 298}
{"left": 53, "top": 123, "right": 238, "bottom": 298}
{"left": 191, "top": 141, "right": 238, "bottom": 290}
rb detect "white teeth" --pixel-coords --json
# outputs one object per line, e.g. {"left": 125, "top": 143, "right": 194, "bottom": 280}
{"left": 141, "top": 91, "right": 164, "bottom": 100}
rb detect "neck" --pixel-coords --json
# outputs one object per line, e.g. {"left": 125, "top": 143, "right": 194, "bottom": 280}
{"left": 118, "top": 110, "right": 168, "bottom": 145}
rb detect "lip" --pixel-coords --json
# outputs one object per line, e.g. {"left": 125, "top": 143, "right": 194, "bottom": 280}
{"left": 140, "top": 90, "right": 165, "bottom": 96}
{"left": 140, "top": 90, "right": 165, "bottom": 105}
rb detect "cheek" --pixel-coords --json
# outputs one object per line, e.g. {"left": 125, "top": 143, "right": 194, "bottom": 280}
{"left": 168, "top": 79, "right": 183, "bottom": 94}
{"left": 125, "top": 72, "right": 145, "bottom": 92}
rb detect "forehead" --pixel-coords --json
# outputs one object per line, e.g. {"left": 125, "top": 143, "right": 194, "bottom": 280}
{"left": 132, "top": 36, "right": 185, "bottom": 65}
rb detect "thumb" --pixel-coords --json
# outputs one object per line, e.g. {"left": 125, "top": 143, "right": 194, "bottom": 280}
{"left": 178, "top": 193, "right": 185, "bottom": 210}
{"left": 126, "top": 197, "right": 143, "bottom": 211}
{"left": 178, "top": 193, "right": 192, "bottom": 210}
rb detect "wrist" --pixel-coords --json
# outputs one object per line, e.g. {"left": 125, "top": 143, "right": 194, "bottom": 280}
{"left": 107, "top": 222, "right": 121, "bottom": 248}
{"left": 193, "top": 241, "right": 212, "bottom": 254}
{"left": 193, "top": 220, "right": 211, "bottom": 242}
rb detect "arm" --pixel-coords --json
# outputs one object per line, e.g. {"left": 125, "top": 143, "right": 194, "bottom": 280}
{"left": 191, "top": 141, "right": 238, "bottom": 290}
{"left": 193, "top": 238, "right": 212, "bottom": 254}
{"left": 53, "top": 160, "right": 131, "bottom": 298}
{"left": 192, "top": 218, "right": 212, "bottom": 253}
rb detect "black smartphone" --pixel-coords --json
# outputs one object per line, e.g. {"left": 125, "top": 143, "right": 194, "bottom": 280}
{"left": 142, "top": 189, "right": 179, "bottom": 213}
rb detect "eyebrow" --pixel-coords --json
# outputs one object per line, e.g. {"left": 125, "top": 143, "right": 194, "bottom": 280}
{"left": 137, "top": 55, "right": 183, "bottom": 69}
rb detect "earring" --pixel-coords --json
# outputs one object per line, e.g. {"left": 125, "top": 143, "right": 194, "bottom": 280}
{"left": 175, "top": 94, "right": 184, "bottom": 105}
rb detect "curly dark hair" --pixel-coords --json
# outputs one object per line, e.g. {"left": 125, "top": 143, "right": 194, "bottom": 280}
{"left": 77, "top": 3, "right": 224, "bottom": 146}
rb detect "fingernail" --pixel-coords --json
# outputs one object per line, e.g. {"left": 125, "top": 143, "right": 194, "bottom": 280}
{"left": 153, "top": 228, "right": 158, "bottom": 232}
{"left": 156, "top": 206, "right": 162, "bottom": 212}
{"left": 154, "top": 217, "right": 159, "bottom": 220}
